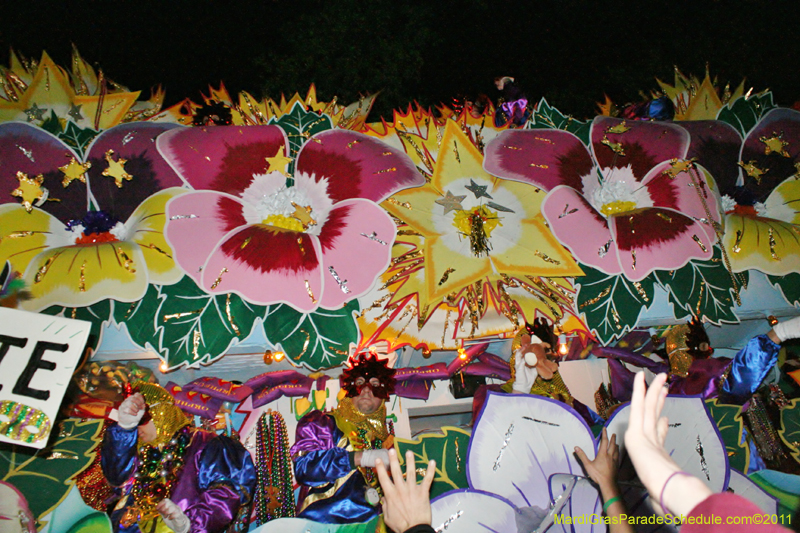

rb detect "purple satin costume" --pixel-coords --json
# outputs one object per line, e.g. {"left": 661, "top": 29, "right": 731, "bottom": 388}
{"left": 290, "top": 410, "right": 379, "bottom": 524}
{"left": 101, "top": 425, "right": 256, "bottom": 533}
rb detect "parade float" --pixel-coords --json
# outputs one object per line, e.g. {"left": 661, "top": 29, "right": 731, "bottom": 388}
{"left": 2, "top": 50, "right": 800, "bottom": 532}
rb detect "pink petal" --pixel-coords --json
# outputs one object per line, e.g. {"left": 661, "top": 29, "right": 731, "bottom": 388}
{"left": 541, "top": 186, "right": 621, "bottom": 275}
{"left": 591, "top": 117, "right": 690, "bottom": 178}
{"left": 295, "top": 130, "right": 423, "bottom": 203}
{"left": 0, "top": 122, "right": 87, "bottom": 223}
{"left": 483, "top": 129, "right": 592, "bottom": 191}
{"left": 317, "top": 199, "right": 396, "bottom": 309}
{"left": 611, "top": 208, "right": 714, "bottom": 281}
{"left": 87, "top": 122, "right": 184, "bottom": 222}
{"left": 157, "top": 125, "right": 288, "bottom": 194}
{"left": 201, "top": 226, "right": 323, "bottom": 311}
{"left": 643, "top": 161, "right": 720, "bottom": 242}
{"left": 165, "top": 191, "right": 246, "bottom": 283}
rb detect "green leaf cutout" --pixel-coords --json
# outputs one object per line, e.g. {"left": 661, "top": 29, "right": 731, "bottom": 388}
{"left": 768, "top": 273, "right": 800, "bottom": 306}
{"left": 40, "top": 299, "right": 112, "bottom": 356}
{"left": 394, "top": 427, "right": 471, "bottom": 499}
{"left": 530, "top": 97, "right": 590, "bottom": 145}
{"left": 655, "top": 247, "right": 745, "bottom": 325}
{"left": 717, "top": 92, "right": 776, "bottom": 138}
{"left": 575, "top": 264, "right": 655, "bottom": 344}
{"left": 269, "top": 102, "right": 333, "bottom": 175}
{"left": 0, "top": 418, "right": 103, "bottom": 521}
{"left": 40, "top": 110, "right": 63, "bottom": 137}
{"left": 263, "top": 300, "right": 359, "bottom": 370}
{"left": 779, "top": 399, "right": 800, "bottom": 464}
{"left": 118, "top": 277, "right": 266, "bottom": 369}
{"left": 57, "top": 121, "right": 100, "bottom": 158}
{"left": 705, "top": 399, "right": 749, "bottom": 473}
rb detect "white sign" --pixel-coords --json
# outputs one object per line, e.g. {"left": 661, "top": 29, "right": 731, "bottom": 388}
{"left": 0, "top": 307, "right": 91, "bottom": 449}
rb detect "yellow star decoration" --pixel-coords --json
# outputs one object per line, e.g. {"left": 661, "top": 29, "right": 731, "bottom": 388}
{"left": 760, "top": 132, "right": 791, "bottom": 157}
{"left": 59, "top": 157, "right": 91, "bottom": 187}
{"left": 738, "top": 160, "right": 768, "bottom": 184}
{"left": 102, "top": 150, "right": 133, "bottom": 188}
{"left": 265, "top": 147, "right": 292, "bottom": 176}
{"left": 383, "top": 120, "right": 582, "bottom": 306}
{"left": 11, "top": 171, "right": 45, "bottom": 213}
{"left": 664, "top": 158, "right": 698, "bottom": 178}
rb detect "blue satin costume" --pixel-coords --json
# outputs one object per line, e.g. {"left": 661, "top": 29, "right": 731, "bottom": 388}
{"left": 101, "top": 424, "right": 257, "bottom": 533}
{"left": 290, "top": 410, "right": 379, "bottom": 524}
{"left": 722, "top": 334, "right": 782, "bottom": 401}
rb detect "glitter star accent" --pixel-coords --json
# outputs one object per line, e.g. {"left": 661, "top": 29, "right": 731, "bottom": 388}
{"left": 435, "top": 190, "right": 466, "bottom": 214}
{"left": 792, "top": 162, "right": 800, "bottom": 180}
{"left": 465, "top": 179, "right": 493, "bottom": 199}
{"left": 67, "top": 104, "right": 84, "bottom": 122}
{"left": 759, "top": 132, "right": 790, "bottom": 157}
{"left": 102, "top": 150, "right": 133, "bottom": 188}
{"left": 738, "top": 160, "right": 768, "bottom": 184}
{"left": 59, "top": 157, "right": 91, "bottom": 187}
{"left": 11, "top": 171, "right": 46, "bottom": 212}
{"left": 605, "top": 121, "right": 631, "bottom": 134}
{"left": 265, "top": 147, "right": 292, "bottom": 176}
{"left": 23, "top": 103, "right": 46, "bottom": 122}
{"left": 664, "top": 157, "right": 697, "bottom": 178}
{"left": 600, "top": 135, "right": 625, "bottom": 156}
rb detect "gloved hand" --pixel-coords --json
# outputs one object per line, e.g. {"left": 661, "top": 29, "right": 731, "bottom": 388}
{"left": 772, "top": 316, "right": 800, "bottom": 343}
{"left": 118, "top": 393, "right": 146, "bottom": 430}
{"left": 359, "top": 449, "right": 391, "bottom": 468}
{"left": 156, "top": 498, "right": 190, "bottom": 533}
{"left": 512, "top": 349, "right": 539, "bottom": 394}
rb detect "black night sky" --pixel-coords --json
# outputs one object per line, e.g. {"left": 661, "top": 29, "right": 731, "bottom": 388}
{"left": 1, "top": 1, "right": 799, "bottom": 120}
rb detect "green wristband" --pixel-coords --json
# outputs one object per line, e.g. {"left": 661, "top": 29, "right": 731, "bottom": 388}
{"left": 603, "top": 495, "right": 621, "bottom": 513}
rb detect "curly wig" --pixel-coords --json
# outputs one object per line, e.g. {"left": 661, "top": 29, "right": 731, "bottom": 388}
{"left": 340, "top": 353, "right": 396, "bottom": 399}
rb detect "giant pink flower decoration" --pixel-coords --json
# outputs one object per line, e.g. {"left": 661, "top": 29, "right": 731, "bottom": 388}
{"left": 159, "top": 125, "right": 423, "bottom": 311}
{"left": 484, "top": 117, "right": 721, "bottom": 281}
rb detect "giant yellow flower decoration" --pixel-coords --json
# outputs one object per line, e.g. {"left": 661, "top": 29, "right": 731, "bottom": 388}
{"left": 370, "top": 120, "right": 583, "bottom": 348}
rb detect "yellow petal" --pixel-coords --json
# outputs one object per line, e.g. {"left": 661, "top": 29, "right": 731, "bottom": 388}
{"left": 21, "top": 241, "right": 147, "bottom": 311}
{"left": 127, "top": 187, "right": 186, "bottom": 285}
{"left": 723, "top": 214, "right": 800, "bottom": 275}
{"left": 0, "top": 205, "right": 57, "bottom": 275}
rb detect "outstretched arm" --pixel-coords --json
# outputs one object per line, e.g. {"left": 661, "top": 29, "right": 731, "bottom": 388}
{"left": 575, "top": 428, "right": 633, "bottom": 533}
{"left": 625, "top": 372, "right": 712, "bottom": 517}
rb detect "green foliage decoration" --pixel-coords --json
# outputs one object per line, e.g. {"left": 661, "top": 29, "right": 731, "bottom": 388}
{"left": 0, "top": 418, "right": 103, "bottom": 521}
{"left": 262, "top": 300, "right": 359, "bottom": 370}
{"left": 394, "top": 427, "right": 470, "bottom": 499}
{"left": 705, "top": 399, "right": 749, "bottom": 473}
{"left": 575, "top": 264, "right": 656, "bottom": 344}
{"left": 654, "top": 247, "right": 744, "bottom": 324}
{"left": 717, "top": 92, "right": 776, "bottom": 137}
{"left": 115, "top": 276, "right": 267, "bottom": 369}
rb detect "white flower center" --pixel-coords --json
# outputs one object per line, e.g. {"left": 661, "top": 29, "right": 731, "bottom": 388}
{"left": 241, "top": 171, "right": 333, "bottom": 235}
{"left": 584, "top": 165, "right": 652, "bottom": 217}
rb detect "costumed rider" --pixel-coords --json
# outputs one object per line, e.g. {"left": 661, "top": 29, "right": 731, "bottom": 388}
{"left": 505, "top": 318, "right": 573, "bottom": 405}
{"left": 291, "top": 353, "right": 396, "bottom": 524}
{"left": 657, "top": 315, "right": 800, "bottom": 402}
{"left": 101, "top": 383, "right": 257, "bottom": 533}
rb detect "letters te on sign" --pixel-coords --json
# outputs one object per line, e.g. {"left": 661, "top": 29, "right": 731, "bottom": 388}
{"left": 0, "top": 307, "right": 91, "bottom": 449}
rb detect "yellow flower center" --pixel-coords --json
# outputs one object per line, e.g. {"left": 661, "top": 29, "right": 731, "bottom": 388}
{"left": 262, "top": 214, "right": 304, "bottom": 232}
{"left": 600, "top": 200, "right": 637, "bottom": 216}
{"left": 453, "top": 206, "right": 500, "bottom": 237}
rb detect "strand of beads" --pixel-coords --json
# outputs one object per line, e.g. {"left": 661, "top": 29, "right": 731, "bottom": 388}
{"left": 121, "top": 426, "right": 192, "bottom": 526}
{"left": 254, "top": 411, "right": 295, "bottom": 524}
